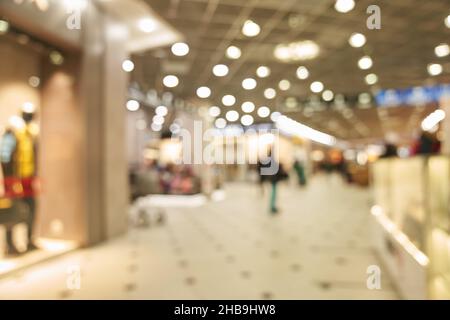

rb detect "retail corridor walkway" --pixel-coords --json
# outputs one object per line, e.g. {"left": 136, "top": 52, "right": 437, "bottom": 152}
{"left": 0, "top": 174, "right": 398, "bottom": 299}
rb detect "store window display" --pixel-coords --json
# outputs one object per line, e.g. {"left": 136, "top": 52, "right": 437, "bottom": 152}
{"left": 0, "top": 108, "right": 39, "bottom": 256}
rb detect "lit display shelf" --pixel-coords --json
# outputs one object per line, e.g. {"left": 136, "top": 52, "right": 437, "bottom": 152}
{"left": 371, "top": 156, "right": 450, "bottom": 300}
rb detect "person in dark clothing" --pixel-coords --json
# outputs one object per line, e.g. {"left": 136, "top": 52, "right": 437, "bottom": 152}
{"left": 380, "top": 143, "right": 397, "bottom": 158}
{"left": 293, "top": 160, "right": 306, "bottom": 186}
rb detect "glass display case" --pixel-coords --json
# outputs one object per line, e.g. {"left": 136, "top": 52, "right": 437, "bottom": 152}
{"left": 372, "top": 156, "right": 450, "bottom": 299}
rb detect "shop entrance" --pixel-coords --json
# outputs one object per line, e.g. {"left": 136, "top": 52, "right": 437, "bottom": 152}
{"left": 0, "top": 22, "right": 80, "bottom": 274}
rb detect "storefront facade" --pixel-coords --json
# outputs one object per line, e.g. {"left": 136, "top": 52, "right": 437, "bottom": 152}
{"left": 0, "top": 0, "right": 179, "bottom": 271}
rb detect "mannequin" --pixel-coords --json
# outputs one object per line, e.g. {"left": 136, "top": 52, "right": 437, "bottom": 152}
{"left": 16, "top": 110, "right": 38, "bottom": 251}
{"left": 0, "top": 126, "right": 21, "bottom": 255}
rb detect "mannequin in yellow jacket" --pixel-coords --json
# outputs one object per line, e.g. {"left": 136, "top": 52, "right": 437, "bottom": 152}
{"left": 15, "top": 121, "right": 38, "bottom": 252}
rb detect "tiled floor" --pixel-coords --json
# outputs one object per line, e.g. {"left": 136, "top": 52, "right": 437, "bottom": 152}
{"left": 0, "top": 174, "right": 399, "bottom": 299}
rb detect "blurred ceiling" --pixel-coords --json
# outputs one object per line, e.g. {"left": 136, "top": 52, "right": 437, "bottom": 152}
{"left": 132, "top": 0, "right": 450, "bottom": 143}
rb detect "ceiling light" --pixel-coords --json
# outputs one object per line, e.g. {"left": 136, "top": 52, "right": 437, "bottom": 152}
{"left": 209, "top": 106, "right": 221, "bottom": 117}
{"left": 163, "top": 75, "right": 179, "bottom": 88}
{"left": 151, "top": 123, "right": 162, "bottom": 132}
{"left": 22, "top": 102, "right": 36, "bottom": 113}
{"left": 171, "top": 42, "right": 189, "bottom": 56}
{"left": 358, "top": 93, "right": 371, "bottom": 104}
{"left": 296, "top": 66, "right": 309, "bottom": 79}
{"left": 270, "top": 111, "right": 281, "bottom": 122}
{"left": 435, "top": 43, "right": 450, "bottom": 58}
{"left": 274, "top": 40, "right": 319, "bottom": 62}
{"left": 213, "top": 64, "right": 229, "bottom": 77}
{"left": 222, "top": 94, "right": 236, "bottom": 106}
{"left": 139, "top": 18, "right": 156, "bottom": 33}
{"left": 28, "top": 76, "right": 40, "bottom": 88}
{"left": 0, "top": 20, "right": 9, "bottom": 34}
{"left": 241, "top": 101, "right": 255, "bottom": 113}
{"left": 257, "top": 106, "right": 270, "bottom": 118}
{"left": 153, "top": 115, "right": 165, "bottom": 125}
{"left": 170, "top": 123, "right": 181, "bottom": 134}
{"left": 156, "top": 105, "right": 168, "bottom": 116}
{"left": 358, "top": 56, "right": 373, "bottom": 70}
{"left": 49, "top": 51, "right": 64, "bottom": 65}
{"left": 242, "top": 78, "right": 257, "bottom": 90}
{"left": 256, "top": 66, "right": 270, "bottom": 78}
{"left": 126, "top": 100, "right": 140, "bottom": 111}
{"left": 9, "top": 115, "right": 25, "bottom": 130}
{"left": 264, "top": 88, "right": 277, "bottom": 99}
{"left": 196, "top": 86, "right": 211, "bottom": 98}
{"left": 215, "top": 118, "right": 227, "bottom": 129}
{"left": 278, "top": 79, "right": 291, "bottom": 91}
{"left": 310, "top": 81, "right": 324, "bottom": 93}
{"left": 242, "top": 20, "right": 260, "bottom": 37}
{"left": 427, "top": 63, "right": 443, "bottom": 76}
{"left": 122, "top": 60, "right": 134, "bottom": 72}
{"left": 445, "top": 15, "right": 450, "bottom": 28}
{"left": 226, "top": 110, "right": 239, "bottom": 122}
{"left": 322, "top": 90, "right": 334, "bottom": 101}
{"left": 422, "top": 109, "right": 446, "bottom": 131}
{"left": 241, "top": 115, "right": 254, "bottom": 126}
{"left": 276, "top": 115, "right": 336, "bottom": 146}
{"left": 349, "top": 33, "right": 366, "bottom": 48}
{"left": 226, "top": 46, "right": 241, "bottom": 59}
{"left": 335, "top": 0, "right": 355, "bottom": 13}
{"left": 365, "top": 73, "right": 378, "bottom": 85}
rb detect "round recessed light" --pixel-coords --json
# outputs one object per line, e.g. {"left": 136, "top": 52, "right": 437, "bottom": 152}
{"left": 264, "top": 88, "right": 277, "bottom": 99}
{"left": 358, "top": 93, "right": 372, "bottom": 104}
{"left": 278, "top": 79, "right": 291, "bottom": 91}
{"left": 209, "top": 106, "right": 221, "bottom": 117}
{"left": 151, "top": 123, "right": 162, "bottom": 132}
{"left": 427, "top": 63, "right": 443, "bottom": 76}
{"left": 222, "top": 94, "right": 236, "bottom": 106}
{"left": 335, "top": 0, "right": 355, "bottom": 13}
{"left": 270, "top": 111, "right": 281, "bottom": 122}
{"left": 296, "top": 66, "right": 309, "bottom": 79}
{"left": 156, "top": 105, "right": 168, "bottom": 116}
{"left": 171, "top": 42, "right": 189, "bottom": 56}
{"left": 241, "top": 101, "right": 256, "bottom": 113}
{"left": 242, "top": 78, "right": 257, "bottom": 90}
{"left": 196, "top": 86, "right": 211, "bottom": 98}
{"left": 215, "top": 118, "right": 227, "bottom": 129}
{"left": 242, "top": 20, "right": 260, "bottom": 37}
{"left": 170, "top": 123, "right": 181, "bottom": 134}
{"left": 49, "top": 51, "right": 64, "bottom": 65}
{"left": 445, "top": 15, "right": 450, "bottom": 28}
{"left": 349, "top": 33, "right": 366, "bottom": 48}
{"left": 365, "top": 73, "right": 378, "bottom": 85}
{"left": 153, "top": 115, "right": 165, "bottom": 125}
{"left": 322, "top": 90, "right": 334, "bottom": 101}
{"left": 241, "top": 115, "right": 254, "bottom": 126}
{"left": 213, "top": 64, "right": 229, "bottom": 77}
{"left": 139, "top": 18, "right": 156, "bottom": 33}
{"left": 358, "top": 56, "right": 373, "bottom": 70}
{"left": 126, "top": 100, "right": 140, "bottom": 111}
{"left": 435, "top": 43, "right": 450, "bottom": 58}
{"left": 310, "top": 81, "right": 324, "bottom": 93}
{"left": 122, "top": 60, "right": 134, "bottom": 72}
{"left": 226, "top": 45, "right": 241, "bottom": 59}
{"left": 28, "top": 76, "right": 40, "bottom": 88}
{"left": 257, "top": 106, "right": 270, "bottom": 118}
{"left": 226, "top": 110, "right": 239, "bottom": 122}
{"left": 22, "top": 102, "right": 35, "bottom": 113}
{"left": 163, "top": 75, "right": 179, "bottom": 88}
{"left": 256, "top": 66, "right": 270, "bottom": 78}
